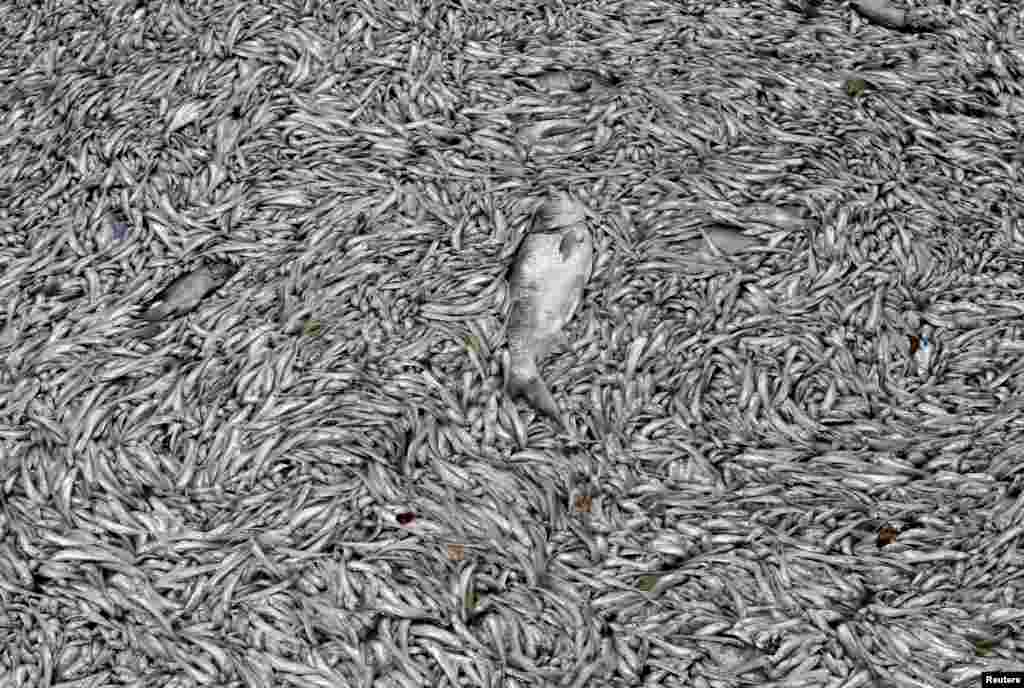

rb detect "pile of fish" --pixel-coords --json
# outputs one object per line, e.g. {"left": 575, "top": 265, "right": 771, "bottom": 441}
{"left": 500, "top": 192, "right": 807, "bottom": 429}
{"left": 127, "top": 192, "right": 806, "bottom": 432}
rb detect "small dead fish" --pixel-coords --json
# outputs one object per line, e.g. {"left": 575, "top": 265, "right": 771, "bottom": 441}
{"left": 505, "top": 193, "right": 594, "bottom": 428}
{"left": 692, "top": 225, "right": 764, "bottom": 256}
{"left": 141, "top": 260, "right": 238, "bottom": 321}
{"left": 524, "top": 68, "right": 604, "bottom": 93}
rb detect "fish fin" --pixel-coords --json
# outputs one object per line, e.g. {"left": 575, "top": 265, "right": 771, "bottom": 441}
{"left": 508, "top": 372, "right": 563, "bottom": 428}
{"left": 559, "top": 231, "right": 579, "bottom": 260}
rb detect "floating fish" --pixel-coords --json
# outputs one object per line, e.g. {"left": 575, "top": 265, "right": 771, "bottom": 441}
{"left": 689, "top": 224, "right": 765, "bottom": 256}
{"left": 522, "top": 68, "right": 608, "bottom": 93}
{"left": 141, "top": 260, "right": 238, "bottom": 322}
{"left": 504, "top": 193, "right": 594, "bottom": 428}
{"left": 851, "top": 0, "right": 938, "bottom": 31}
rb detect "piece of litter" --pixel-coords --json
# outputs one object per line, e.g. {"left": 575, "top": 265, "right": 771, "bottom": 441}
{"left": 574, "top": 494, "right": 592, "bottom": 513}
{"left": 303, "top": 319, "right": 321, "bottom": 336}
{"left": 447, "top": 543, "right": 465, "bottom": 562}
{"left": 913, "top": 335, "right": 932, "bottom": 375}
{"left": 637, "top": 575, "right": 659, "bottom": 592}
{"left": 877, "top": 525, "right": 899, "bottom": 547}
{"left": 396, "top": 512, "right": 416, "bottom": 525}
{"left": 111, "top": 222, "right": 130, "bottom": 241}
{"left": 845, "top": 78, "right": 868, "bottom": 98}
{"left": 973, "top": 639, "right": 994, "bottom": 657}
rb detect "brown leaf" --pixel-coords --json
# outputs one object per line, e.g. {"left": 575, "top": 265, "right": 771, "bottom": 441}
{"left": 877, "top": 525, "right": 899, "bottom": 547}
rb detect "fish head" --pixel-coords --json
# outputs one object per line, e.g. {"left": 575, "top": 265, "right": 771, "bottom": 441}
{"left": 534, "top": 192, "right": 588, "bottom": 233}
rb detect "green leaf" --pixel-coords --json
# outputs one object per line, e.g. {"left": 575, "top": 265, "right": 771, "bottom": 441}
{"left": 465, "top": 335, "right": 479, "bottom": 353}
{"left": 303, "top": 318, "right": 321, "bottom": 336}
{"left": 844, "top": 78, "right": 867, "bottom": 98}
{"left": 974, "top": 639, "right": 995, "bottom": 656}
{"left": 637, "top": 575, "right": 659, "bottom": 592}
{"left": 465, "top": 591, "right": 481, "bottom": 610}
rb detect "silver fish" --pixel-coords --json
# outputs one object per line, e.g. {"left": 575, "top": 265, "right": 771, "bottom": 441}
{"left": 504, "top": 193, "right": 594, "bottom": 428}
{"left": 522, "top": 68, "right": 612, "bottom": 94}
{"left": 694, "top": 225, "right": 764, "bottom": 255}
{"left": 141, "top": 260, "right": 238, "bottom": 322}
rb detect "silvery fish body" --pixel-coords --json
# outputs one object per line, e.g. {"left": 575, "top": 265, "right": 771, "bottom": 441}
{"left": 505, "top": 194, "right": 594, "bottom": 427}
{"left": 694, "top": 225, "right": 763, "bottom": 255}
{"left": 142, "top": 260, "right": 237, "bottom": 321}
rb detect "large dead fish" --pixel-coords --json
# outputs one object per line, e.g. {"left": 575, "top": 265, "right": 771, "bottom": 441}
{"left": 141, "top": 259, "right": 238, "bottom": 322}
{"left": 504, "top": 193, "right": 594, "bottom": 428}
{"left": 851, "top": 0, "right": 940, "bottom": 31}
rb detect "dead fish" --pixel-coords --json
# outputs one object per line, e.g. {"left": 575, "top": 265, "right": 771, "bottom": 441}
{"left": 526, "top": 68, "right": 603, "bottom": 93}
{"left": 505, "top": 193, "right": 594, "bottom": 428}
{"left": 736, "top": 203, "right": 810, "bottom": 233}
{"left": 691, "top": 225, "right": 764, "bottom": 256}
{"left": 141, "top": 260, "right": 238, "bottom": 322}
{"left": 851, "top": 0, "right": 937, "bottom": 31}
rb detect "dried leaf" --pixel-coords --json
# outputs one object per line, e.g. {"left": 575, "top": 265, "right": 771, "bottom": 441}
{"left": 845, "top": 78, "right": 868, "bottom": 98}
{"left": 303, "top": 319, "right": 322, "bottom": 336}
{"left": 637, "top": 575, "right": 659, "bottom": 592}
{"left": 877, "top": 525, "right": 899, "bottom": 547}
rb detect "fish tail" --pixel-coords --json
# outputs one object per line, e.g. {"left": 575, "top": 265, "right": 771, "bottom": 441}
{"left": 507, "top": 369, "right": 563, "bottom": 428}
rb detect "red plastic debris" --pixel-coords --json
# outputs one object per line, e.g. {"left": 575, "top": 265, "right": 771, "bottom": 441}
{"left": 396, "top": 512, "right": 416, "bottom": 525}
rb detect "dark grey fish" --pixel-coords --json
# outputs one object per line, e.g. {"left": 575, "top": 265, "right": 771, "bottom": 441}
{"left": 141, "top": 260, "right": 238, "bottom": 322}
{"left": 505, "top": 193, "right": 594, "bottom": 428}
{"left": 851, "top": 0, "right": 908, "bottom": 29}
{"left": 851, "top": 0, "right": 937, "bottom": 31}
